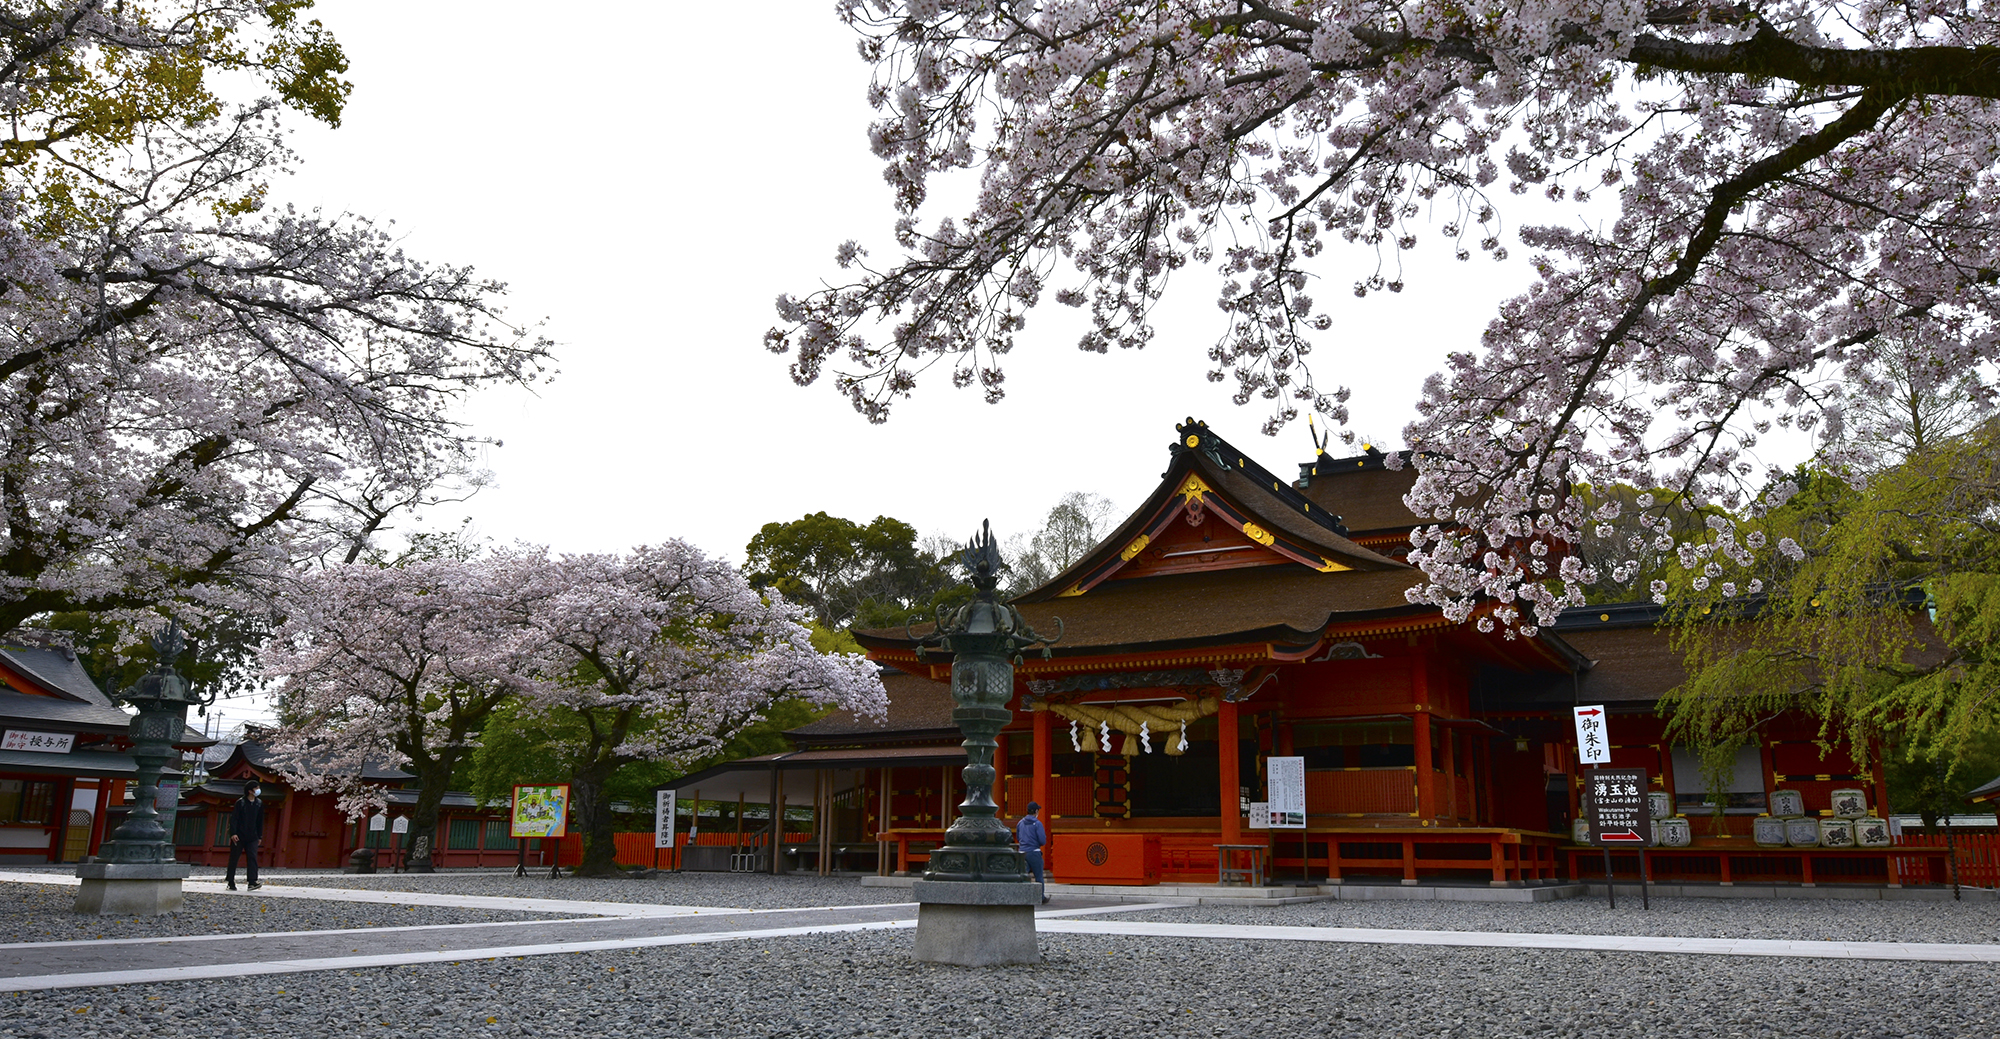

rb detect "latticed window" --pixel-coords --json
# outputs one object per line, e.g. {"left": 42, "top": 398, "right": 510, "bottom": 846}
{"left": 366, "top": 824, "right": 390, "bottom": 849}
{"left": 213, "top": 815, "right": 233, "bottom": 847}
{"left": 447, "top": 817, "right": 481, "bottom": 850}
{"left": 173, "top": 813, "right": 208, "bottom": 846}
{"left": 483, "top": 819, "right": 513, "bottom": 849}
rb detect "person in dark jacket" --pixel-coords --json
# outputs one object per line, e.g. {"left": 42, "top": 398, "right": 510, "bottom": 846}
{"left": 1016, "top": 801, "right": 1049, "bottom": 904}
{"left": 227, "top": 784, "right": 266, "bottom": 891}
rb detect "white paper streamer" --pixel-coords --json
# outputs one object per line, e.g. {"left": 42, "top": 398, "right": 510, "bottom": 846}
{"left": 1140, "top": 721, "right": 1151, "bottom": 754}
{"left": 1178, "top": 721, "right": 1189, "bottom": 753}
{"left": 1070, "top": 719, "right": 1081, "bottom": 753}
{"left": 1099, "top": 719, "right": 1111, "bottom": 755}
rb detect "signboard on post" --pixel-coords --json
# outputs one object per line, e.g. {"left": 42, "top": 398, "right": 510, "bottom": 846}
{"left": 1573, "top": 705, "right": 1611, "bottom": 764}
{"left": 1265, "top": 756, "right": 1306, "bottom": 829}
{"left": 1585, "top": 768, "right": 1651, "bottom": 846}
{"left": 510, "top": 784, "right": 570, "bottom": 839}
{"left": 654, "top": 790, "right": 677, "bottom": 850}
{"left": 1, "top": 730, "right": 73, "bottom": 753}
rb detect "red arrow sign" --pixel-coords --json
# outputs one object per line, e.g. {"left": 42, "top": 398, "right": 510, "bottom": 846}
{"left": 1599, "top": 829, "right": 1645, "bottom": 842}
{"left": 1575, "top": 707, "right": 1602, "bottom": 717}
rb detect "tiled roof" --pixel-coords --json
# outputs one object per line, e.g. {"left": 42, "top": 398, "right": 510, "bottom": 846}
{"left": 788, "top": 671, "right": 956, "bottom": 742}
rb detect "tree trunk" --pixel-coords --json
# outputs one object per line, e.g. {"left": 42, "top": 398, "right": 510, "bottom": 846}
{"left": 570, "top": 758, "right": 623, "bottom": 877}
{"left": 403, "top": 761, "right": 455, "bottom": 873}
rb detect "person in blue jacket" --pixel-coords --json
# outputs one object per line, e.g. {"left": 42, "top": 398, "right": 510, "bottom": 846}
{"left": 1016, "top": 801, "right": 1049, "bottom": 904}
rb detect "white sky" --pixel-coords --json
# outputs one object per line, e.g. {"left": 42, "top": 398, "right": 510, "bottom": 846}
{"left": 268, "top": 1, "right": 1528, "bottom": 568}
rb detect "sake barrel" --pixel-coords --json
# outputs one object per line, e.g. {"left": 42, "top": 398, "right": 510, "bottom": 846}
{"left": 1853, "top": 816, "right": 1892, "bottom": 847}
{"left": 1770, "top": 789, "right": 1805, "bottom": 817}
{"left": 1785, "top": 816, "right": 1821, "bottom": 847}
{"left": 1657, "top": 816, "right": 1693, "bottom": 848}
{"left": 1818, "top": 818, "right": 1856, "bottom": 848}
{"left": 1572, "top": 817, "right": 1591, "bottom": 845}
{"left": 1753, "top": 815, "right": 1789, "bottom": 847}
{"left": 1829, "top": 788, "right": 1867, "bottom": 818}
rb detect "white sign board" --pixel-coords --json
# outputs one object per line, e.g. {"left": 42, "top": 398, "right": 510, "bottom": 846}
{"left": 368, "top": 814, "right": 386, "bottom": 831}
{"left": 392, "top": 816, "right": 410, "bottom": 834}
{"left": 1246, "top": 801, "right": 1269, "bottom": 829}
{"left": 1265, "top": 755, "right": 1307, "bottom": 828}
{"left": 654, "top": 790, "right": 677, "bottom": 849}
{"left": 1573, "top": 705, "right": 1611, "bottom": 764}
{"left": 0, "top": 730, "right": 73, "bottom": 753}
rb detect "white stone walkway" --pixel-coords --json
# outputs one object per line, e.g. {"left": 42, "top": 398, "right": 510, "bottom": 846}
{"left": 1, "top": 870, "right": 1997, "bottom": 992}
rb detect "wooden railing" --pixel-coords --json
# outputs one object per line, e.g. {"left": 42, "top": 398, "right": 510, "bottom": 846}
{"left": 1892, "top": 832, "right": 2000, "bottom": 888}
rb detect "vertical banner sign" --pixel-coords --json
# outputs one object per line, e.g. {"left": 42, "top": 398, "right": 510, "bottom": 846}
{"left": 1573, "top": 705, "right": 1611, "bottom": 764}
{"left": 654, "top": 790, "right": 677, "bottom": 849}
{"left": 510, "top": 784, "right": 571, "bottom": 839}
{"left": 1586, "top": 768, "right": 1651, "bottom": 846}
{"left": 1265, "top": 756, "right": 1307, "bottom": 829}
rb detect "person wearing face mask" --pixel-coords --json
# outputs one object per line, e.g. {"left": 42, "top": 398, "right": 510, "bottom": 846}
{"left": 227, "top": 783, "right": 266, "bottom": 891}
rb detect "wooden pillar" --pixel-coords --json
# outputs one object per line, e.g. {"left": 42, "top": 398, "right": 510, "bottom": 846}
{"left": 939, "top": 766, "right": 950, "bottom": 828}
{"left": 1413, "top": 656, "right": 1436, "bottom": 822}
{"left": 88, "top": 780, "right": 111, "bottom": 857}
{"left": 1219, "top": 699, "right": 1241, "bottom": 843}
{"left": 770, "top": 767, "right": 785, "bottom": 875}
{"left": 876, "top": 768, "right": 890, "bottom": 876}
{"left": 1032, "top": 707, "right": 1052, "bottom": 819}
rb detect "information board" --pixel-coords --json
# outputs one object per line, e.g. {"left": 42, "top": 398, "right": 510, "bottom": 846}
{"left": 1265, "top": 755, "right": 1307, "bottom": 828}
{"left": 1585, "top": 768, "right": 1651, "bottom": 846}
{"left": 654, "top": 790, "right": 677, "bottom": 849}
{"left": 392, "top": 815, "right": 409, "bottom": 834}
{"left": 510, "top": 784, "right": 570, "bottom": 839}
{"left": 1573, "top": 705, "right": 1611, "bottom": 764}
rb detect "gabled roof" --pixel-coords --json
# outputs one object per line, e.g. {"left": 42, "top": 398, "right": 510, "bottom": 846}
{"left": 1016, "top": 419, "right": 1405, "bottom": 604}
{"left": 0, "top": 643, "right": 115, "bottom": 706}
{"left": 1293, "top": 447, "right": 1426, "bottom": 536}
{"left": 227, "top": 741, "right": 414, "bottom": 782}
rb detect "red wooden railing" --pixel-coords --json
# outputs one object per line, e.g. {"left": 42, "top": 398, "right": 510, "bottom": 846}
{"left": 1893, "top": 832, "right": 2000, "bottom": 888}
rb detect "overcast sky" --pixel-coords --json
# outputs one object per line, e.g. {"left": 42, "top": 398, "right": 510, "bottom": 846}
{"left": 264, "top": 1, "right": 1533, "bottom": 570}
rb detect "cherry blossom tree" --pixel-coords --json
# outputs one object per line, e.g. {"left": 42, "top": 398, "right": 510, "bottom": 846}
{"left": 771, "top": 1, "right": 2000, "bottom": 631}
{"left": 261, "top": 559, "right": 538, "bottom": 872}
{"left": 505, "top": 543, "right": 886, "bottom": 877}
{"left": 0, "top": 4, "right": 548, "bottom": 640}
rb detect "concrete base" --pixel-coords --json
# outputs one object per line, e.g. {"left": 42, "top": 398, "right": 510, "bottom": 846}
{"left": 912, "top": 879, "right": 1041, "bottom": 966}
{"left": 73, "top": 862, "right": 192, "bottom": 916}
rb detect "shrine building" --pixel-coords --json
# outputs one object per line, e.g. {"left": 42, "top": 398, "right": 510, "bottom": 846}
{"left": 665, "top": 419, "right": 1946, "bottom": 891}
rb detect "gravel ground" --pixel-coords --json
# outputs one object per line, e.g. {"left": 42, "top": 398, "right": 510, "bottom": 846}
{"left": 4, "top": 928, "right": 1996, "bottom": 1039}
{"left": 259, "top": 870, "right": 916, "bottom": 909}
{"left": 0, "top": 885, "right": 558, "bottom": 943}
{"left": 1116, "top": 894, "right": 2000, "bottom": 944}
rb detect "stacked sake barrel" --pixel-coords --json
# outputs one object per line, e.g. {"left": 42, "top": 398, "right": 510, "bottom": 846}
{"left": 1754, "top": 787, "right": 1890, "bottom": 848}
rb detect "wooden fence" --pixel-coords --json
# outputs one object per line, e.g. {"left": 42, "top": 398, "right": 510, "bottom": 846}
{"left": 1893, "top": 832, "right": 2000, "bottom": 888}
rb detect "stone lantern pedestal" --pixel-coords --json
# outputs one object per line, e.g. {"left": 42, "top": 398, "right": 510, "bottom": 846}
{"left": 74, "top": 862, "right": 192, "bottom": 915}
{"left": 908, "top": 522, "right": 1060, "bottom": 966}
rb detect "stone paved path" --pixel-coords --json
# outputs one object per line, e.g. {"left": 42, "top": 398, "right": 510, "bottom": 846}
{"left": 0, "top": 870, "right": 1996, "bottom": 991}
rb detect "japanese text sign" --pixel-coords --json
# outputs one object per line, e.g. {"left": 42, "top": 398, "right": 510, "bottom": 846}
{"left": 1586, "top": 768, "right": 1652, "bottom": 846}
{"left": 1265, "top": 756, "right": 1306, "bottom": 829}
{"left": 654, "top": 790, "right": 677, "bottom": 849}
{"left": 0, "top": 730, "right": 73, "bottom": 754}
{"left": 1572, "top": 705, "right": 1611, "bottom": 765}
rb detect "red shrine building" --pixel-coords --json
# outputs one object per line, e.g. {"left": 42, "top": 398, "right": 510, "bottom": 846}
{"left": 781, "top": 419, "right": 1933, "bottom": 890}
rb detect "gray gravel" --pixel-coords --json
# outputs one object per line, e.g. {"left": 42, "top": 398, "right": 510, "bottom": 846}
{"left": 3, "top": 928, "right": 1996, "bottom": 1039}
{"left": 0, "top": 885, "right": 557, "bottom": 943}
{"left": 1116, "top": 894, "right": 2000, "bottom": 944}
{"left": 264, "top": 870, "right": 916, "bottom": 909}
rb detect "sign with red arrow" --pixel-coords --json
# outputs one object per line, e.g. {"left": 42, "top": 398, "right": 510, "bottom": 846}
{"left": 1572, "top": 704, "right": 1611, "bottom": 764}
{"left": 1585, "top": 767, "right": 1653, "bottom": 847}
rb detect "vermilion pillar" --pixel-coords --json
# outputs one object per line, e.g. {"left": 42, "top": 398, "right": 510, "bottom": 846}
{"left": 1032, "top": 706, "right": 1051, "bottom": 819}
{"left": 1413, "top": 655, "right": 1437, "bottom": 823}
{"left": 1219, "top": 699, "right": 1241, "bottom": 843}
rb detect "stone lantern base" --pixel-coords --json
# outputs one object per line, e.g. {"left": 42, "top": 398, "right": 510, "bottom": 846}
{"left": 912, "top": 879, "right": 1041, "bottom": 966}
{"left": 73, "top": 862, "right": 192, "bottom": 916}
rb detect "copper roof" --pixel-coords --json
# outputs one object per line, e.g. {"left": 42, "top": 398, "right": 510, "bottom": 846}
{"left": 787, "top": 671, "right": 956, "bottom": 742}
{"left": 1294, "top": 452, "right": 1426, "bottom": 534}
{"left": 860, "top": 566, "right": 1427, "bottom": 656}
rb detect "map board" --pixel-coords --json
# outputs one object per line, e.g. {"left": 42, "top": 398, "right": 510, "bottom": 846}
{"left": 510, "top": 784, "right": 570, "bottom": 839}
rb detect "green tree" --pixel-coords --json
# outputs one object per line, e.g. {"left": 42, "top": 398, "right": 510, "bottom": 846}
{"left": 745, "top": 513, "right": 962, "bottom": 630}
